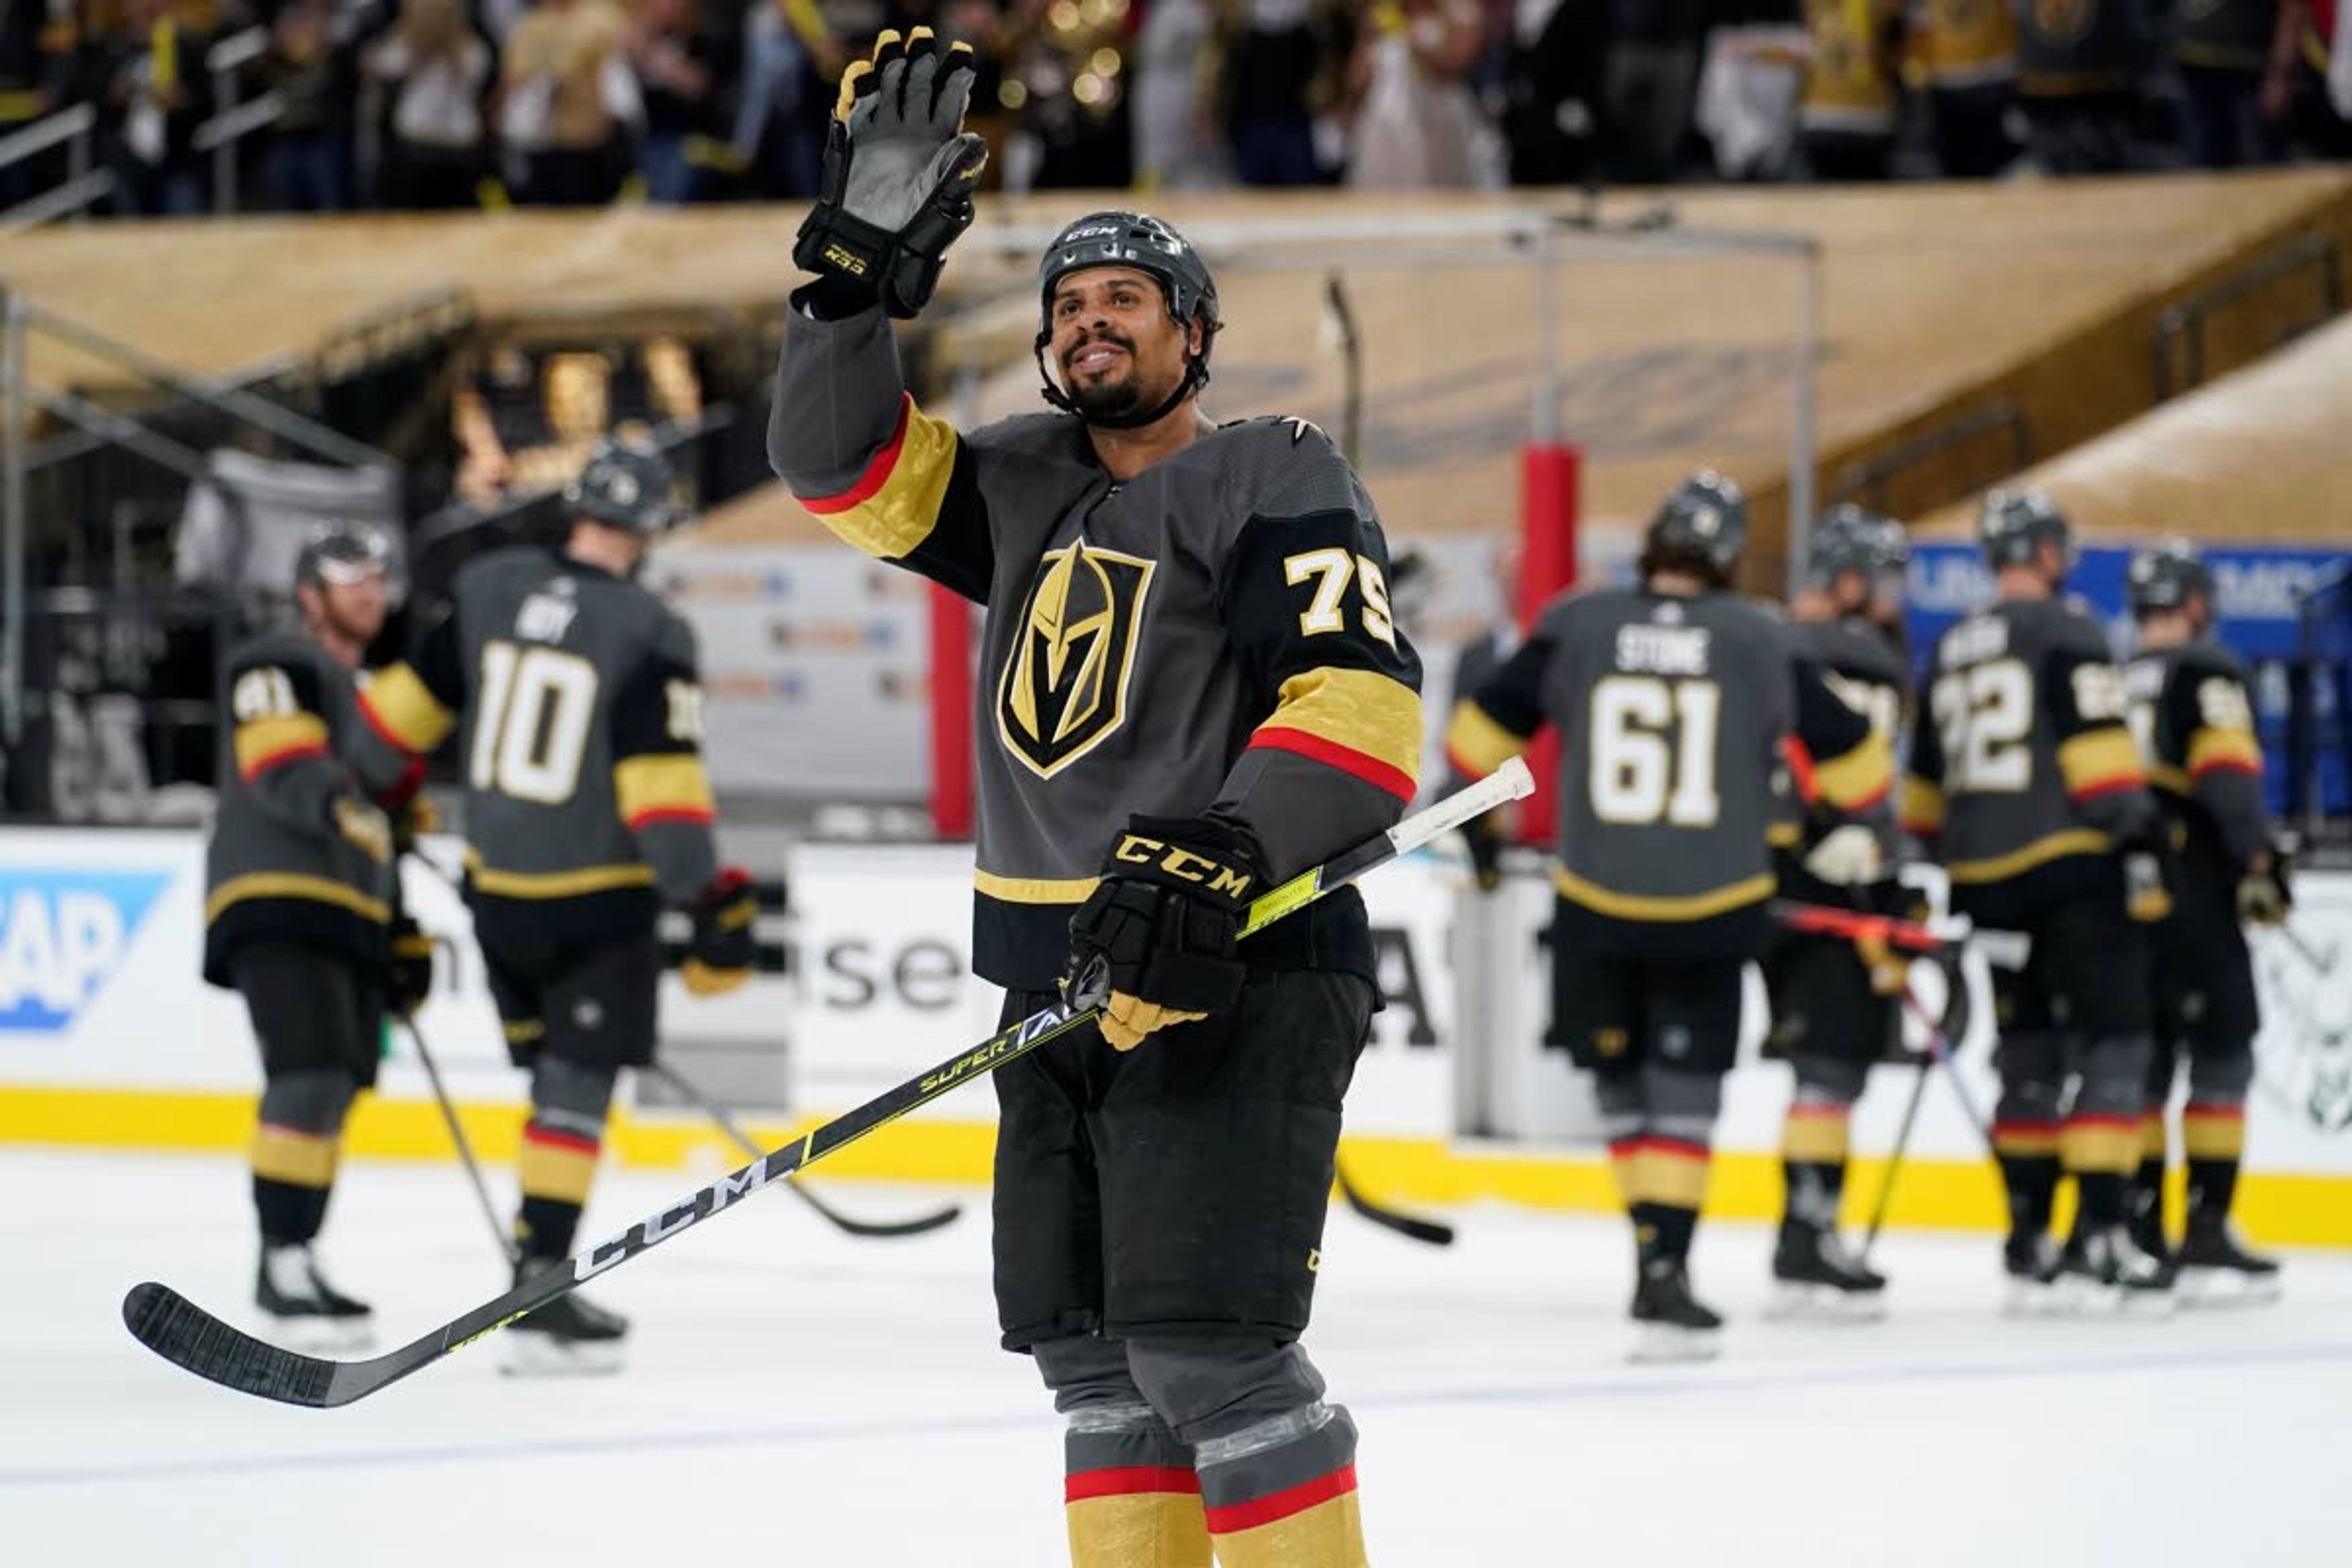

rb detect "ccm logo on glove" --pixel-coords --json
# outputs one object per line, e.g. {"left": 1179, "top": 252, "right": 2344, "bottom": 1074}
{"left": 1111, "top": 834, "right": 1256, "bottom": 898}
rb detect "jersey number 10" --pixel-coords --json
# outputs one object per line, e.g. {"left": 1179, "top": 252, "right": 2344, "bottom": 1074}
{"left": 470, "top": 640, "right": 599, "bottom": 804}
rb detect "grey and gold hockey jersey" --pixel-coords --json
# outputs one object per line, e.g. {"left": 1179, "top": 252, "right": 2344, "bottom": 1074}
{"left": 1446, "top": 586, "right": 1894, "bottom": 959}
{"left": 767, "top": 306, "right": 1424, "bottom": 992}
{"left": 203, "top": 631, "right": 396, "bottom": 984}
{"left": 1778, "top": 612, "right": 1910, "bottom": 909}
{"left": 1904, "top": 596, "right": 2152, "bottom": 927}
{"left": 2125, "top": 637, "right": 2268, "bottom": 891}
{"left": 355, "top": 546, "right": 721, "bottom": 954}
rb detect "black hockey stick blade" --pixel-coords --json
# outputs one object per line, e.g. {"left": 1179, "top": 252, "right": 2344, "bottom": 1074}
{"left": 121, "top": 760, "right": 1534, "bottom": 1407}
{"left": 644, "top": 1063, "right": 962, "bottom": 1238}
{"left": 1335, "top": 1159, "right": 1454, "bottom": 1247}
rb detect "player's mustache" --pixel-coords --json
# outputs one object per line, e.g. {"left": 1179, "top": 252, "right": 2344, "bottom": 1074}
{"left": 1062, "top": 330, "right": 1135, "bottom": 372}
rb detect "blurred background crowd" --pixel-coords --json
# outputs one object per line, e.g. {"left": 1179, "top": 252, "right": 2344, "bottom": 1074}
{"left": 3, "top": 0, "right": 2350, "bottom": 221}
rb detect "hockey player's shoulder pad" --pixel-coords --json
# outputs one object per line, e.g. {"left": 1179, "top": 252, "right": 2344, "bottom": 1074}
{"left": 971, "top": 409, "right": 1092, "bottom": 462}
{"left": 453, "top": 542, "right": 560, "bottom": 601}
{"left": 1211, "top": 415, "right": 1361, "bottom": 518}
{"left": 2174, "top": 636, "right": 2253, "bottom": 685}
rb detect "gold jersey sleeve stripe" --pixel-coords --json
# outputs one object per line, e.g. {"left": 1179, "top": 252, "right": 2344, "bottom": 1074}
{"left": 800, "top": 393, "right": 963, "bottom": 562}
{"left": 1944, "top": 829, "right": 2111, "bottom": 885}
{"left": 2187, "top": 726, "right": 2263, "bottom": 778}
{"left": 2057, "top": 728, "right": 2146, "bottom": 799}
{"left": 1442, "top": 698, "right": 1529, "bottom": 780}
{"left": 1809, "top": 728, "right": 1895, "bottom": 811}
{"left": 205, "top": 873, "right": 389, "bottom": 927}
{"left": 614, "top": 754, "right": 717, "bottom": 827}
{"left": 360, "top": 662, "right": 456, "bottom": 755}
{"left": 1900, "top": 775, "right": 1946, "bottom": 835}
{"left": 1253, "top": 667, "right": 1424, "bottom": 803}
{"left": 973, "top": 869, "right": 1100, "bottom": 905}
{"left": 1551, "top": 864, "right": 1775, "bottom": 922}
{"left": 233, "top": 713, "right": 331, "bottom": 780}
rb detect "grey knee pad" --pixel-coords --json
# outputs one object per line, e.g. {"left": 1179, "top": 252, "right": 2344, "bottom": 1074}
{"left": 1126, "top": 1333, "right": 1328, "bottom": 1447}
{"left": 530, "top": 1056, "right": 617, "bottom": 1142}
{"left": 1995, "top": 1031, "right": 2064, "bottom": 1121}
{"left": 2185, "top": 1044, "right": 2255, "bottom": 1107}
{"left": 2074, "top": 1035, "right": 2154, "bottom": 1120}
{"left": 1035, "top": 1335, "right": 1186, "bottom": 1472}
{"left": 258, "top": 1067, "right": 356, "bottom": 1137}
{"left": 1641, "top": 1065, "right": 1724, "bottom": 1145}
{"left": 1792, "top": 1054, "right": 1869, "bottom": 1107}
{"left": 1035, "top": 1333, "right": 1147, "bottom": 1416}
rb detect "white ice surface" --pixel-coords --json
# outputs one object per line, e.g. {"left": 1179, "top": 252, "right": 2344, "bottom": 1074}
{"left": 2, "top": 1147, "right": 2345, "bottom": 1567}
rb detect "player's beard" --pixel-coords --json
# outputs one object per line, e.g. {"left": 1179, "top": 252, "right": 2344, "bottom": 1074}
{"left": 1060, "top": 331, "right": 1155, "bottom": 423}
{"left": 318, "top": 593, "right": 385, "bottom": 654}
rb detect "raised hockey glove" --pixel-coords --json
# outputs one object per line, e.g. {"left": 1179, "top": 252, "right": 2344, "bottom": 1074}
{"left": 683, "top": 868, "right": 758, "bottom": 997}
{"left": 791, "top": 27, "right": 987, "bottom": 320}
{"left": 1063, "top": 816, "right": 1260, "bottom": 1051}
{"left": 331, "top": 794, "right": 393, "bottom": 865}
{"left": 387, "top": 917, "right": 434, "bottom": 1018}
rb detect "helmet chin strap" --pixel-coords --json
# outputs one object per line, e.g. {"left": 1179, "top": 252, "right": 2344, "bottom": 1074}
{"left": 1033, "top": 333, "right": 1212, "bottom": 430}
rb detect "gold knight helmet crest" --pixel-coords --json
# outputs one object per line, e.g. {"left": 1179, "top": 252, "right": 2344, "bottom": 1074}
{"left": 997, "top": 538, "right": 1156, "bottom": 778}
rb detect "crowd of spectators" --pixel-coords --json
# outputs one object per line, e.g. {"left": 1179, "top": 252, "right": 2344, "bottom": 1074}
{"left": 1, "top": 1, "right": 2348, "bottom": 219}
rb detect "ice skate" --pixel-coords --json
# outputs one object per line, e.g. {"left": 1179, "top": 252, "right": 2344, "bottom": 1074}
{"left": 255, "top": 1243, "right": 374, "bottom": 1353}
{"left": 1630, "top": 1256, "right": 1723, "bottom": 1363}
{"left": 500, "top": 1261, "right": 628, "bottom": 1376}
{"left": 2174, "top": 1212, "right": 2283, "bottom": 1308}
{"left": 1768, "top": 1220, "right": 1888, "bottom": 1322}
{"left": 2054, "top": 1224, "right": 2174, "bottom": 1317}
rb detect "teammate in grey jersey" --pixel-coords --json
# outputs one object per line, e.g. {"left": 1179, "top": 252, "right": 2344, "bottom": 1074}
{"left": 204, "top": 527, "right": 413, "bottom": 1349}
{"left": 356, "top": 437, "right": 758, "bottom": 1374}
{"left": 1765, "top": 503, "right": 1916, "bottom": 1316}
{"left": 1447, "top": 473, "right": 1893, "bottom": 1360}
{"left": 770, "top": 30, "right": 1418, "bottom": 1566}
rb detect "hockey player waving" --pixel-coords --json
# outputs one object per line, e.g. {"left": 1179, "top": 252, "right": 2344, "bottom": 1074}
{"left": 769, "top": 30, "right": 1422, "bottom": 1568}
{"left": 1445, "top": 475, "right": 1894, "bottom": 1360}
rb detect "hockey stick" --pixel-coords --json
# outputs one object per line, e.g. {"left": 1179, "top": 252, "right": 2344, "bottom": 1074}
{"left": 399, "top": 1016, "right": 518, "bottom": 1267}
{"left": 1321, "top": 271, "right": 1363, "bottom": 468}
{"left": 1333, "top": 1158, "right": 1455, "bottom": 1248}
{"left": 123, "top": 759, "right": 1536, "bottom": 1408}
{"left": 643, "top": 1062, "right": 962, "bottom": 1238}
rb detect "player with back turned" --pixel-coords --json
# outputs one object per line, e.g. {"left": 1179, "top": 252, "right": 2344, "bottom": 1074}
{"left": 1763, "top": 503, "right": 1917, "bottom": 1316}
{"left": 1446, "top": 474, "right": 1894, "bottom": 1360}
{"left": 2120, "top": 540, "right": 2288, "bottom": 1303}
{"left": 1904, "top": 489, "right": 2171, "bottom": 1310}
{"left": 768, "top": 28, "right": 1423, "bottom": 1568}
{"left": 203, "top": 527, "right": 429, "bottom": 1350}
{"left": 353, "top": 437, "right": 758, "bottom": 1375}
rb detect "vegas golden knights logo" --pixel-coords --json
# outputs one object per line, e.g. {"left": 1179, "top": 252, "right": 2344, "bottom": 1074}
{"left": 996, "top": 538, "right": 1155, "bottom": 778}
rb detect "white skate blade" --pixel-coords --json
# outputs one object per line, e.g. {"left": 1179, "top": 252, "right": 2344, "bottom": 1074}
{"left": 2050, "top": 1275, "right": 2175, "bottom": 1320}
{"left": 2177, "top": 1267, "right": 2283, "bottom": 1310}
{"left": 2001, "top": 1278, "right": 2062, "bottom": 1319}
{"left": 1629, "top": 1322, "right": 1722, "bottom": 1364}
{"left": 260, "top": 1312, "right": 375, "bottom": 1354}
{"left": 1766, "top": 1281, "right": 1887, "bottom": 1324}
{"left": 499, "top": 1330, "right": 627, "bottom": 1378}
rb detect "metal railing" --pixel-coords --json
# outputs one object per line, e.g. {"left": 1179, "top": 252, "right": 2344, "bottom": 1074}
{"left": 2154, "top": 232, "right": 2346, "bottom": 400}
{"left": 0, "top": 104, "right": 111, "bottom": 233}
{"left": 196, "top": 26, "right": 282, "bottom": 215}
{"left": 1826, "top": 398, "right": 2032, "bottom": 515}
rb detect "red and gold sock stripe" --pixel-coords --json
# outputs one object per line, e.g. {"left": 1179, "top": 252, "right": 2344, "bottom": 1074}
{"left": 251, "top": 1121, "right": 338, "bottom": 1187}
{"left": 1065, "top": 1466, "right": 1210, "bottom": 1568}
{"left": 1781, "top": 1104, "right": 1852, "bottom": 1164}
{"left": 1608, "top": 1136, "right": 1713, "bottom": 1210}
{"left": 2139, "top": 1112, "right": 2169, "bottom": 1163}
{"left": 1204, "top": 1464, "right": 1365, "bottom": 1568}
{"left": 2182, "top": 1103, "right": 2247, "bottom": 1161}
{"left": 1992, "top": 1119, "right": 2061, "bottom": 1159}
{"left": 2061, "top": 1114, "right": 2143, "bottom": 1177}
{"left": 519, "top": 1123, "right": 601, "bottom": 1204}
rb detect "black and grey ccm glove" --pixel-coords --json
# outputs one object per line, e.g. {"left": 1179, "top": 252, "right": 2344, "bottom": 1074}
{"left": 791, "top": 26, "right": 987, "bottom": 320}
{"left": 1063, "top": 818, "right": 1262, "bottom": 1052}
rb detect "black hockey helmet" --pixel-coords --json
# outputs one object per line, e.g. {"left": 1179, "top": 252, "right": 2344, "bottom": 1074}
{"left": 293, "top": 523, "right": 390, "bottom": 596}
{"left": 1978, "top": 487, "right": 2071, "bottom": 572}
{"left": 567, "top": 436, "right": 684, "bottom": 533}
{"left": 1811, "top": 503, "right": 1908, "bottom": 582}
{"left": 1642, "top": 470, "right": 1748, "bottom": 582}
{"left": 2127, "top": 538, "right": 2217, "bottom": 618}
{"left": 1033, "top": 210, "right": 1220, "bottom": 429}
